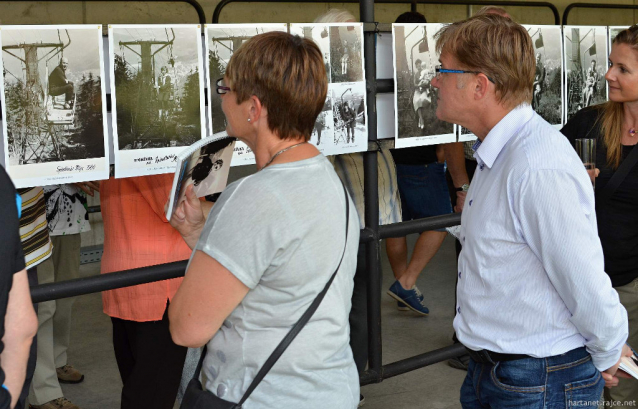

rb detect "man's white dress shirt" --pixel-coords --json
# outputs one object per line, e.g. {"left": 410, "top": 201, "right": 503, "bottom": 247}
{"left": 454, "top": 104, "right": 628, "bottom": 371}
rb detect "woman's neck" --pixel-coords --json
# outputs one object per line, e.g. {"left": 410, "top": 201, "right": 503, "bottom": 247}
{"left": 623, "top": 101, "right": 638, "bottom": 127}
{"left": 249, "top": 133, "right": 317, "bottom": 170}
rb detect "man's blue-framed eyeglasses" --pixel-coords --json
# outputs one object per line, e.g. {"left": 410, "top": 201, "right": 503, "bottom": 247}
{"left": 434, "top": 65, "right": 495, "bottom": 84}
{"left": 216, "top": 78, "right": 231, "bottom": 95}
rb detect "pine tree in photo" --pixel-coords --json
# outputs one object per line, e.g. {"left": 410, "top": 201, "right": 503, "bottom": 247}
{"left": 178, "top": 68, "right": 201, "bottom": 146}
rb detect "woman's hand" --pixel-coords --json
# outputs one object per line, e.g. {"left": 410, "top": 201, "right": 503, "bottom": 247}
{"left": 169, "top": 185, "right": 206, "bottom": 250}
{"left": 587, "top": 168, "right": 600, "bottom": 184}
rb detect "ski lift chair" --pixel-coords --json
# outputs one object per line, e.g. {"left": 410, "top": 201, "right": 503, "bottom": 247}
{"left": 46, "top": 93, "right": 76, "bottom": 125}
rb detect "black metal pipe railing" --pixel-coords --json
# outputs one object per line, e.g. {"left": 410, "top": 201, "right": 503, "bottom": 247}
{"left": 31, "top": 260, "right": 188, "bottom": 304}
{"left": 30, "top": 214, "right": 459, "bottom": 303}
{"left": 360, "top": 0, "right": 385, "bottom": 383}
{"left": 562, "top": 3, "right": 638, "bottom": 26}
{"left": 380, "top": 213, "right": 460, "bottom": 239}
{"left": 212, "top": 0, "right": 559, "bottom": 24}
{"left": 360, "top": 343, "right": 467, "bottom": 385}
{"left": 4, "top": 0, "right": 207, "bottom": 26}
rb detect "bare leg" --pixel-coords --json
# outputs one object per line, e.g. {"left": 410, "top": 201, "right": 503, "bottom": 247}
{"left": 385, "top": 237, "right": 408, "bottom": 280}
{"left": 397, "top": 231, "right": 447, "bottom": 290}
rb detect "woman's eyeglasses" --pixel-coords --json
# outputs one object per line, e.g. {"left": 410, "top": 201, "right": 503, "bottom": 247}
{"left": 216, "top": 78, "right": 231, "bottom": 95}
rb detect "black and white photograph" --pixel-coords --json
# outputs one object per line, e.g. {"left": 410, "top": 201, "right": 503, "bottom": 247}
{"left": 393, "top": 23, "right": 456, "bottom": 149}
{"left": 290, "top": 24, "right": 332, "bottom": 83}
{"left": 0, "top": 25, "right": 109, "bottom": 187}
{"left": 206, "top": 24, "right": 287, "bottom": 166}
{"left": 329, "top": 24, "right": 364, "bottom": 83}
{"left": 323, "top": 82, "right": 367, "bottom": 156}
{"left": 525, "top": 25, "right": 563, "bottom": 128}
{"left": 109, "top": 24, "right": 205, "bottom": 178}
{"left": 290, "top": 23, "right": 368, "bottom": 155}
{"left": 564, "top": 26, "right": 608, "bottom": 122}
{"left": 187, "top": 137, "right": 234, "bottom": 198}
{"left": 166, "top": 133, "right": 235, "bottom": 220}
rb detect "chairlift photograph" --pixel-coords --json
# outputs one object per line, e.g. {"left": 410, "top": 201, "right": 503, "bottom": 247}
{"left": 525, "top": 25, "right": 563, "bottom": 127}
{"left": 1, "top": 25, "right": 107, "bottom": 166}
{"left": 393, "top": 23, "right": 455, "bottom": 149}
{"left": 110, "top": 25, "right": 205, "bottom": 152}
{"left": 329, "top": 24, "right": 363, "bottom": 83}
{"left": 564, "top": 26, "right": 608, "bottom": 122}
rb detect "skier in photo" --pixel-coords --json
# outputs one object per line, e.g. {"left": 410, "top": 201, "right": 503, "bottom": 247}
{"left": 342, "top": 101, "right": 356, "bottom": 143}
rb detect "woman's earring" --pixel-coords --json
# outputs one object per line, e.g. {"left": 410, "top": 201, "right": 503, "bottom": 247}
{"left": 247, "top": 118, "right": 251, "bottom": 122}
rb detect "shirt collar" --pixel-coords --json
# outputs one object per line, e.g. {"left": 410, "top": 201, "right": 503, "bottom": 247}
{"left": 474, "top": 104, "right": 534, "bottom": 169}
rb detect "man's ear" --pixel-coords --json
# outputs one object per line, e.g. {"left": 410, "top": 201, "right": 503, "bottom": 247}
{"left": 474, "top": 74, "right": 491, "bottom": 101}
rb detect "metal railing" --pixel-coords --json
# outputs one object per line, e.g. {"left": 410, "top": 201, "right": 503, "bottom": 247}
{"left": 3, "top": 0, "right": 207, "bottom": 26}
{"left": 212, "top": 0, "right": 559, "bottom": 24}
{"left": 563, "top": 3, "right": 638, "bottom": 26}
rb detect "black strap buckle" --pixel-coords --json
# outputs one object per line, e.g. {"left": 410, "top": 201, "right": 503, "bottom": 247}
{"left": 466, "top": 348, "right": 495, "bottom": 364}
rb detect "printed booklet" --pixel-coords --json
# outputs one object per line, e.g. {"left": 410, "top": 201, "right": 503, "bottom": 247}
{"left": 166, "top": 131, "right": 235, "bottom": 220}
{"left": 619, "top": 351, "right": 638, "bottom": 380}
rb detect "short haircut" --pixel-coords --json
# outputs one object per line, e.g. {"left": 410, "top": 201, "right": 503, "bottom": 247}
{"left": 435, "top": 14, "right": 534, "bottom": 108}
{"left": 395, "top": 11, "right": 427, "bottom": 24}
{"left": 225, "top": 32, "right": 327, "bottom": 141}
{"left": 314, "top": 8, "right": 356, "bottom": 23}
{"left": 473, "top": 6, "right": 510, "bottom": 18}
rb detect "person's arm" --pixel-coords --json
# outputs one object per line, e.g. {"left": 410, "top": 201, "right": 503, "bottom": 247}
{"left": 1, "top": 269, "right": 37, "bottom": 409}
{"left": 169, "top": 250, "right": 249, "bottom": 347}
{"left": 516, "top": 169, "right": 628, "bottom": 374}
{"left": 442, "top": 142, "right": 470, "bottom": 212}
{"left": 168, "top": 185, "right": 214, "bottom": 249}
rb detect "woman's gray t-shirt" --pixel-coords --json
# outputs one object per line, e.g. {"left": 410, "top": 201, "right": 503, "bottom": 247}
{"left": 195, "top": 154, "right": 360, "bottom": 408}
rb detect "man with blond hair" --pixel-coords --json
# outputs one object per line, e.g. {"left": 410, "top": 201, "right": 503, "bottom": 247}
{"left": 432, "top": 14, "right": 631, "bottom": 407}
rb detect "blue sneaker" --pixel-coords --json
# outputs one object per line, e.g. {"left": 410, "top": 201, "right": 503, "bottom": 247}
{"left": 397, "top": 285, "right": 424, "bottom": 311}
{"left": 387, "top": 281, "right": 429, "bottom": 315}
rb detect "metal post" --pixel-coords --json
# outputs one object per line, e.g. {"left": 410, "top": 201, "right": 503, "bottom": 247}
{"left": 360, "top": 0, "right": 383, "bottom": 383}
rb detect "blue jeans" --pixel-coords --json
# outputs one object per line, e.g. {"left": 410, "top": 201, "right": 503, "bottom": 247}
{"left": 460, "top": 347, "right": 604, "bottom": 408}
{"left": 395, "top": 162, "right": 452, "bottom": 232}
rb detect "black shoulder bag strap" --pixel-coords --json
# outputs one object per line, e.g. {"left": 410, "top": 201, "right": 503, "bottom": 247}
{"left": 191, "top": 181, "right": 350, "bottom": 406}
{"left": 598, "top": 143, "right": 638, "bottom": 205}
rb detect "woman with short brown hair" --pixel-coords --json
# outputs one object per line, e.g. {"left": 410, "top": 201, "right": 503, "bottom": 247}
{"left": 169, "top": 31, "right": 360, "bottom": 408}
